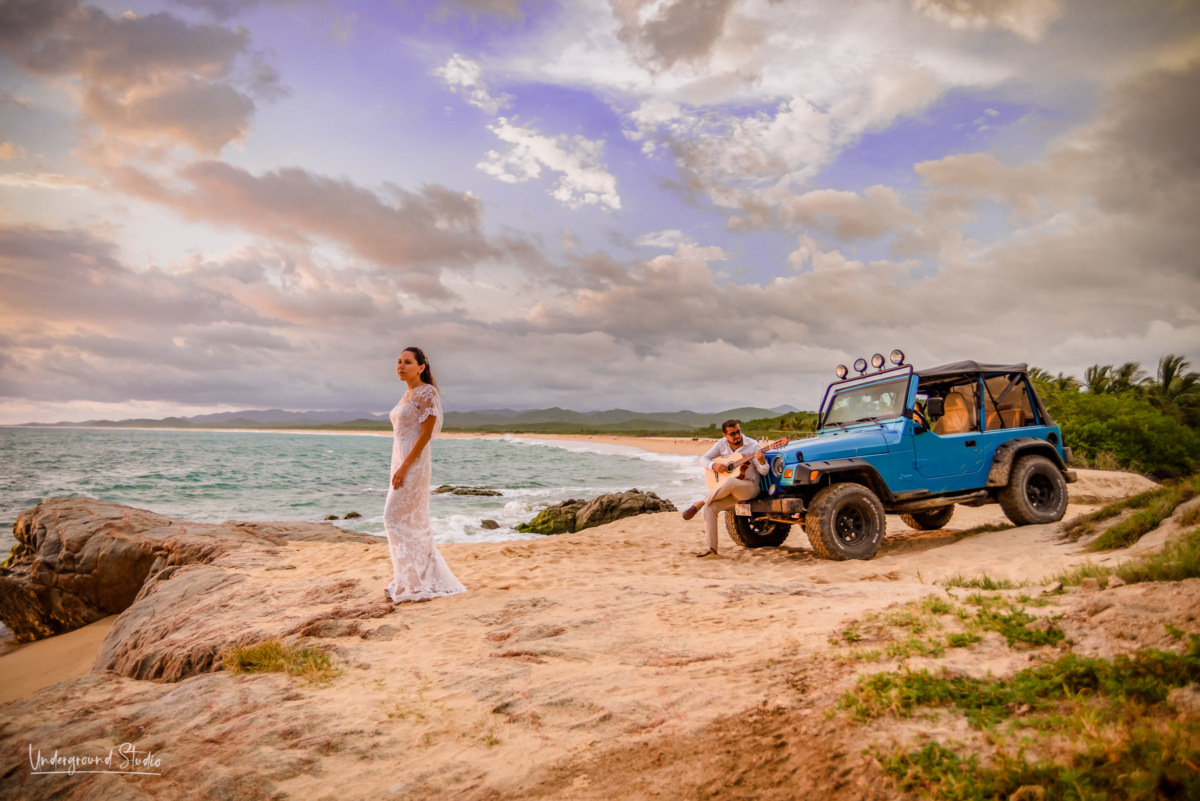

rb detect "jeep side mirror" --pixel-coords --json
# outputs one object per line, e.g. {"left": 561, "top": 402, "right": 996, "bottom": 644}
{"left": 926, "top": 397, "right": 945, "bottom": 417}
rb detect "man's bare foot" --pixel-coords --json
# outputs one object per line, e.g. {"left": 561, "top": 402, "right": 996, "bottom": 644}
{"left": 694, "top": 548, "right": 717, "bottom": 558}
{"left": 681, "top": 503, "right": 702, "bottom": 521}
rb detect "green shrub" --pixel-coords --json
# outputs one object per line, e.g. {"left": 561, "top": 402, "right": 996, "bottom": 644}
{"left": 1048, "top": 392, "right": 1200, "bottom": 478}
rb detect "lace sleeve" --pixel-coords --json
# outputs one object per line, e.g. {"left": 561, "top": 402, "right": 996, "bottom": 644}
{"left": 414, "top": 385, "right": 441, "bottom": 425}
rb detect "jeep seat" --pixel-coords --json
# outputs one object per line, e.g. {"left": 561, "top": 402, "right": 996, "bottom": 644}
{"left": 933, "top": 392, "right": 974, "bottom": 435}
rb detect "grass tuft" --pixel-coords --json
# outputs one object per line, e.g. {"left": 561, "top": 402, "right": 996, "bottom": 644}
{"left": 946, "top": 632, "right": 981, "bottom": 648}
{"left": 940, "top": 573, "right": 1027, "bottom": 590}
{"left": 1064, "top": 475, "right": 1199, "bottom": 550}
{"left": 840, "top": 634, "right": 1200, "bottom": 726}
{"left": 221, "top": 639, "right": 338, "bottom": 683}
{"left": 1051, "top": 526, "right": 1200, "bottom": 586}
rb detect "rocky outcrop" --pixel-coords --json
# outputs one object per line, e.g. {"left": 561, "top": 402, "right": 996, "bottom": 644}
{"left": 0, "top": 498, "right": 378, "bottom": 643}
{"left": 575, "top": 489, "right": 676, "bottom": 531}
{"left": 516, "top": 490, "right": 677, "bottom": 535}
{"left": 516, "top": 499, "right": 586, "bottom": 534}
{"left": 435, "top": 485, "right": 503, "bottom": 496}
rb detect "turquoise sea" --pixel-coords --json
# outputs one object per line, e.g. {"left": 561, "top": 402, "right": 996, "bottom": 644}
{"left": 0, "top": 427, "right": 706, "bottom": 554}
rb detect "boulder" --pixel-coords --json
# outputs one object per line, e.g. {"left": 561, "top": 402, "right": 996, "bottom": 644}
{"left": 574, "top": 489, "right": 677, "bottom": 532}
{"left": 515, "top": 499, "right": 586, "bottom": 535}
{"left": 480, "top": 519, "right": 500, "bottom": 530}
{"left": 514, "top": 490, "right": 678, "bottom": 535}
{"left": 0, "top": 498, "right": 377, "bottom": 643}
{"left": 434, "top": 485, "right": 503, "bottom": 496}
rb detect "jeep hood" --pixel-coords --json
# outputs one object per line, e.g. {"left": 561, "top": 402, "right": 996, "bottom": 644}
{"left": 779, "top": 430, "right": 891, "bottom": 461}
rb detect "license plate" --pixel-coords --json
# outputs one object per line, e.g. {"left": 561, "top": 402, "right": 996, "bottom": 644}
{"left": 735, "top": 503, "right": 751, "bottom": 516}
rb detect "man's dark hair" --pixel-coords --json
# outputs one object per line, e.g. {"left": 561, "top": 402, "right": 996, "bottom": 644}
{"left": 721, "top": 419, "right": 741, "bottom": 433}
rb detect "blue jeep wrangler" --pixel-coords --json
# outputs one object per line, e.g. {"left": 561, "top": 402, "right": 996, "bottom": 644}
{"left": 728, "top": 352, "right": 1078, "bottom": 560}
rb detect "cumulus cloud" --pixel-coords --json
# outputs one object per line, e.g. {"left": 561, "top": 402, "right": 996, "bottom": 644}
{"left": 478, "top": 118, "right": 621, "bottom": 210}
{"left": 779, "top": 186, "right": 916, "bottom": 240}
{"left": 0, "top": 1, "right": 269, "bottom": 155}
{"left": 433, "top": 54, "right": 509, "bottom": 114}
{"left": 111, "top": 160, "right": 537, "bottom": 299}
{"left": 911, "top": 0, "right": 1063, "bottom": 42}
{"left": 0, "top": 141, "right": 24, "bottom": 159}
{"left": 612, "top": 0, "right": 738, "bottom": 69}
{"left": 0, "top": 225, "right": 385, "bottom": 408}
{"left": 634, "top": 229, "right": 687, "bottom": 248}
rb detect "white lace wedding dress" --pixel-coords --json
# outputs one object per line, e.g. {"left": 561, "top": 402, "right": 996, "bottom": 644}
{"left": 383, "top": 384, "right": 466, "bottom": 603}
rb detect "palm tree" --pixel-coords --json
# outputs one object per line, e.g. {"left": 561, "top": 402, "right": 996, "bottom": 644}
{"left": 1083, "top": 364, "right": 1112, "bottom": 394}
{"left": 1146, "top": 354, "right": 1200, "bottom": 412}
{"left": 1109, "top": 362, "right": 1149, "bottom": 395}
{"left": 1029, "top": 367, "right": 1080, "bottom": 395}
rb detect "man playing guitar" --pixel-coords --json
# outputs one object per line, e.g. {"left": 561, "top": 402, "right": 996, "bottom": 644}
{"left": 681, "top": 420, "right": 771, "bottom": 557}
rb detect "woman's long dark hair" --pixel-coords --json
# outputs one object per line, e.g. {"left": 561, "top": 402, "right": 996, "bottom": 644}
{"left": 402, "top": 346, "right": 438, "bottom": 390}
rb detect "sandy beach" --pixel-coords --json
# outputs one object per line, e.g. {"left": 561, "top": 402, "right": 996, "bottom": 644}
{"left": 2, "top": 440, "right": 1184, "bottom": 798}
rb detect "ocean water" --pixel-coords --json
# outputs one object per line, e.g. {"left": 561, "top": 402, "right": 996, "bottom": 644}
{"left": 0, "top": 428, "right": 706, "bottom": 553}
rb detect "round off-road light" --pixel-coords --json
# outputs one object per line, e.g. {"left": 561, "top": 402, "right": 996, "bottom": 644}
{"left": 854, "top": 358, "right": 868, "bottom": 374}
{"left": 835, "top": 364, "right": 848, "bottom": 379}
{"left": 890, "top": 349, "right": 905, "bottom": 366}
{"left": 871, "top": 353, "right": 885, "bottom": 369}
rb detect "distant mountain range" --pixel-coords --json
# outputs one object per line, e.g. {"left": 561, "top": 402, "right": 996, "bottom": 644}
{"left": 16, "top": 404, "right": 808, "bottom": 432}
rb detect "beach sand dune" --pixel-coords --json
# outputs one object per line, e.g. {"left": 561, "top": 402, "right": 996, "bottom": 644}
{"left": 0, "top": 468, "right": 1178, "bottom": 800}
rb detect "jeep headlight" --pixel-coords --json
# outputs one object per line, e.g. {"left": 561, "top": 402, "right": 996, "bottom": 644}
{"left": 771, "top": 455, "right": 785, "bottom": 477}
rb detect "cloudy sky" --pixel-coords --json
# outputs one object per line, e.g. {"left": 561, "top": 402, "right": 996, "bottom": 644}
{"left": 1, "top": 0, "right": 1198, "bottom": 423}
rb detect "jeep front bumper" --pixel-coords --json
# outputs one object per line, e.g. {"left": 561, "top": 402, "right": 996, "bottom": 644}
{"left": 734, "top": 497, "right": 806, "bottom": 517}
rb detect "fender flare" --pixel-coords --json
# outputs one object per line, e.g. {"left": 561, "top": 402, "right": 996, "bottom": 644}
{"left": 803, "top": 458, "right": 895, "bottom": 502}
{"left": 986, "top": 438, "right": 1067, "bottom": 488}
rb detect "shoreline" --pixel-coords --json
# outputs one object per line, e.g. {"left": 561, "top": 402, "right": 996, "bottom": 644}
{"left": 3, "top": 425, "right": 719, "bottom": 456}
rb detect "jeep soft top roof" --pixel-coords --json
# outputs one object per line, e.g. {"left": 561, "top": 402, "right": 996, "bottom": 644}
{"left": 916, "top": 361, "right": 1028, "bottom": 378}
{"left": 914, "top": 361, "right": 1055, "bottom": 425}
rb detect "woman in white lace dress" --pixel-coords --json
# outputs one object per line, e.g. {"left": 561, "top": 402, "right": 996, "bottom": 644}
{"left": 383, "top": 347, "right": 466, "bottom": 603}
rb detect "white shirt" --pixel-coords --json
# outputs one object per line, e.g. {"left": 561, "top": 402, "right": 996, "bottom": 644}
{"left": 701, "top": 436, "right": 770, "bottom": 476}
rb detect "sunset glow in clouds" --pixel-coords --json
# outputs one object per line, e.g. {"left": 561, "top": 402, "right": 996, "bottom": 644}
{"left": 1, "top": 0, "right": 1198, "bottom": 422}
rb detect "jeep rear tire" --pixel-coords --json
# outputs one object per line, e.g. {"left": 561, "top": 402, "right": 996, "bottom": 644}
{"left": 900, "top": 505, "right": 955, "bottom": 531}
{"left": 725, "top": 513, "right": 791, "bottom": 548}
{"left": 804, "top": 483, "right": 886, "bottom": 561}
{"left": 998, "top": 454, "right": 1068, "bottom": 526}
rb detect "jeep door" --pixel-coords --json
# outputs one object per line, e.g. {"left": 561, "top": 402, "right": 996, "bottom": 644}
{"left": 912, "top": 376, "right": 985, "bottom": 479}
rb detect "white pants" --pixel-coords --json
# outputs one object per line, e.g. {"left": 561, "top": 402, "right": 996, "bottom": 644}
{"left": 702, "top": 476, "right": 761, "bottom": 550}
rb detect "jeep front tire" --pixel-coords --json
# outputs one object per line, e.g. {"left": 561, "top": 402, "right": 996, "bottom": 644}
{"left": 900, "top": 505, "right": 955, "bottom": 531}
{"left": 998, "top": 454, "right": 1068, "bottom": 526}
{"left": 725, "top": 513, "right": 791, "bottom": 548}
{"left": 804, "top": 483, "right": 885, "bottom": 560}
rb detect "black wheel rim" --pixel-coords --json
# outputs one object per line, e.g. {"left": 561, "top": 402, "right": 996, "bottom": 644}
{"left": 835, "top": 505, "right": 866, "bottom": 544}
{"left": 1026, "top": 473, "right": 1056, "bottom": 510}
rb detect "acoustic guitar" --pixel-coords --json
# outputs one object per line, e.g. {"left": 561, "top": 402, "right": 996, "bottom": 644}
{"left": 704, "top": 437, "right": 788, "bottom": 490}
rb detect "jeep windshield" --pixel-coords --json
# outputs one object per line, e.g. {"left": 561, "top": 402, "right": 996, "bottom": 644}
{"left": 823, "top": 376, "right": 909, "bottom": 427}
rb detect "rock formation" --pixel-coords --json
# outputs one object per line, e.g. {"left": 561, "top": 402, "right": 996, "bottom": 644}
{"left": 515, "top": 499, "right": 586, "bottom": 534}
{"left": 0, "top": 498, "right": 378, "bottom": 645}
{"left": 434, "top": 485, "right": 503, "bottom": 496}
{"left": 515, "top": 490, "right": 677, "bottom": 534}
{"left": 575, "top": 489, "right": 677, "bottom": 531}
